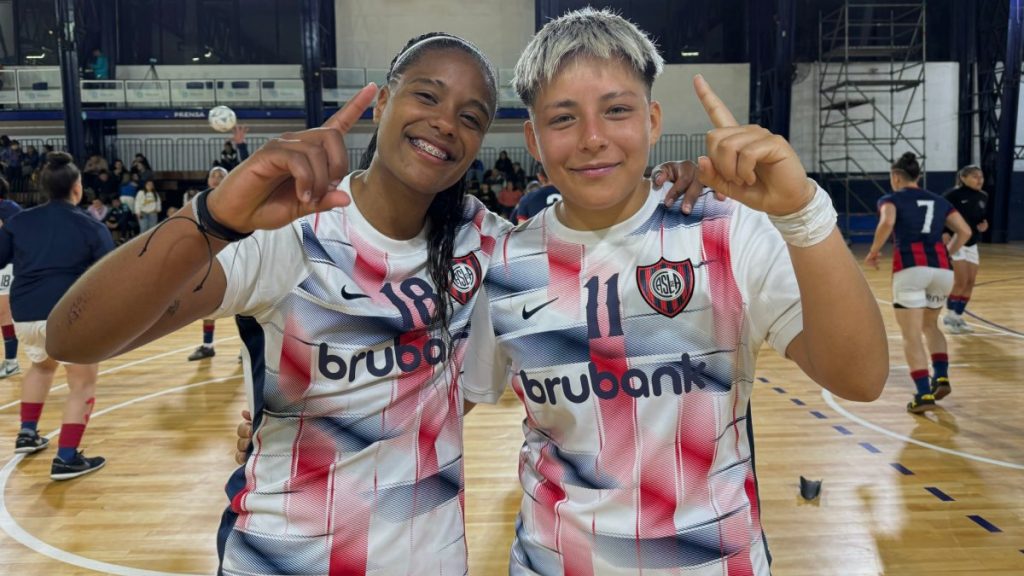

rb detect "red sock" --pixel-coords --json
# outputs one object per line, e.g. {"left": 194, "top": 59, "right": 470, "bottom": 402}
{"left": 58, "top": 423, "right": 86, "bottom": 450}
{"left": 1, "top": 324, "right": 14, "bottom": 339}
{"left": 20, "top": 402, "right": 44, "bottom": 430}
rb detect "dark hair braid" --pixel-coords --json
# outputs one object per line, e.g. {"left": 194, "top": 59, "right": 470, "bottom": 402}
{"left": 358, "top": 33, "right": 497, "bottom": 344}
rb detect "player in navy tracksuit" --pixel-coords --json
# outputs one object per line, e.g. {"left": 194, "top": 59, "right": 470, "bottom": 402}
{"left": 866, "top": 153, "right": 972, "bottom": 413}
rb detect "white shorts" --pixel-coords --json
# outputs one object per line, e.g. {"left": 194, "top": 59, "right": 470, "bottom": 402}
{"left": 13, "top": 320, "right": 50, "bottom": 364}
{"left": 951, "top": 244, "right": 980, "bottom": 265}
{"left": 893, "top": 267, "right": 954, "bottom": 309}
{"left": 0, "top": 264, "right": 12, "bottom": 296}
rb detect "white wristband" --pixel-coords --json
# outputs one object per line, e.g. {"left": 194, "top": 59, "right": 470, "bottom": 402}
{"left": 766, "top": 182, "right": 837, "bottom": 248}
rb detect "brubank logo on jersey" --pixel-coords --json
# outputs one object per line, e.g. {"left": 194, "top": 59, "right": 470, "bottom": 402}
{"left": 318, "top": 333, "right": 466, "bottom": 382}
{"left": 520, "top": 353, "right": 709, "bottom": 405}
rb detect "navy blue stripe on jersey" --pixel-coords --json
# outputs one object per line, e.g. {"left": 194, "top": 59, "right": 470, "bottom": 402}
{"left": 630, "top": 192, "right": 709, "bottom": 236}
{"left": 483, "top": 252, "right": 550, "bottom": 300}
{"left": 745, "top": 401, "right": 772, "bottom": 566}
{"left": 219, "top": 315, "right": 267, "bottom": 574}
{"left": 374, "top": 458, "right": 463, "bottom": 522}
{"left": 592, "top": 505, "right": 750, "bottom": 568}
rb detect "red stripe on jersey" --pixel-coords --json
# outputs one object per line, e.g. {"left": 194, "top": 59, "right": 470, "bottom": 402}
{"left": 285, "top": 422, "right": 337, "bottom": 536}
{"left": 911, "top": 242, "right": 928, "bottom": 267}
{"left": 935, "top": 241, "right": 950, "bottom": 269}
{"left": 327, "top": 468, "right": 373, "bottom": 574}
{"left": 547, "top": 235, "right": 584, "bottom": 316}
{"left": 892, "top": 245, "right": 904, "bottom": 272}
{"left": 473, "top": 209, "right": 497, "bottom": 256}
{"left": 346, "top": 217, "right": 390, "bottom": 304}
{"left": 280, "top": 315, "right": 314, "bottom": 401}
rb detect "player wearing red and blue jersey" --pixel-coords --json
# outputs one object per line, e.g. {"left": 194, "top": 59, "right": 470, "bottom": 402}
{"left": 867, "top": 153, "right": 972, "bottom": 414}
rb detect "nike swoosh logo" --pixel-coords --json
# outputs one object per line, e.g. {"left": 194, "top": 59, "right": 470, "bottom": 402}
{"left": 522, "top": 298, "right": 558, "bottom": 320}
{"left": 341, "top": 286, "right": 370, "bottom": 300}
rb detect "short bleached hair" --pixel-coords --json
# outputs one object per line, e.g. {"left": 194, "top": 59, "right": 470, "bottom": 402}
{"left": 512, "top": 7, "right": 664, "bottom": 108}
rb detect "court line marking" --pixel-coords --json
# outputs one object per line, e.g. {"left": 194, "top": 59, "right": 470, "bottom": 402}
{"left": 0, "top": 374, "right": 242, "bottom": 576}
{"left": 822, "top": 389, "right": 1024, "bottom": 471}
{"left": 0, "top": 336, "right": 239, "bottom": 412}
{"left": 874, "top": 296, "right": 1023, "bottom": 340}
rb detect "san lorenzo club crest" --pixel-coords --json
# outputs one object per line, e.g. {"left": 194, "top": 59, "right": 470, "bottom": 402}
{"left": 636, "top": 258, "right": 695, "bottom": 318}
{"left": 449, "top": 253, "right": 482, "bottom": 305}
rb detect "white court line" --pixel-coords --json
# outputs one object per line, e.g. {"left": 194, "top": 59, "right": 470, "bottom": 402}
{"left": 0, "top": 336, "right": 239, "bottom": 412}
{"left": 0, "top": 374, "right": 242, "bottom": 576}
{"left": 822, "top": 389, "right": 1024, "bottom": 471}
{"left": 874, "top": 296, "right": 1024, "bottom": 340}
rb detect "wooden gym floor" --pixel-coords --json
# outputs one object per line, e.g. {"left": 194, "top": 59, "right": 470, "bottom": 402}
{"left": 0, "top": 243, "right": 1021, "bottom": 575}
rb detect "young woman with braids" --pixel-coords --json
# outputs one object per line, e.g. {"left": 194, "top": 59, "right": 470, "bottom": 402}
{"left": 48, "top": 31, "right": 703, "bottom": 572}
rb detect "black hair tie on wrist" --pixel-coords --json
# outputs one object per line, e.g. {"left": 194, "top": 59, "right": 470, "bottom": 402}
{"left": 195, "top": 189, "right": 254, "bottom": 242}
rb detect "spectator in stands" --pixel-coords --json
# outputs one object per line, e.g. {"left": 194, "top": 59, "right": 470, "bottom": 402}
{"left": 95, "top": 170, "right": 118, "bottom": 203}
{"left": 86, "top": 197, "right": 108, "bottom": 222}
{"left": 23, "top": 145, "right": 41, "bottom": 174}
{"left": 183, "top": 187, "right": 200, "bottom": 203}
{"left": 494, "top": 149, "right": 514, "bottom": 179}
{"left": 88, "top": 48, "right": 109, "bottom": 80}
{"left": 83, "top": 153, "right": 109, "bottom": 176}
{"left": 232, "top": 125, "right": 251, "bottom": 164}
{"left": 496, "top": 178, "right": 523, "bottom": 221}
{"left": 131, "top": 154, "right": 154, "bottom": 183}
{"left": 111, "top": 159, "right": 130, "bottom": 184}
{"left": 473, "top": 180, "right": 499, "bottom": 213}
{"left": 104, "top": 197, "right": 131, "bottom": 244}
{"left": 510, "top": 161, "right": 527, "bottom": 190}
{"left": 1, "top": 140, "right": 23, "bottom": 195}
{"left": 119, "top": 173, "right": 139, "bottom": 211}
{"left": 483, "top": 166, "right": 505, "bottom": 193}
{"left": 466, "top": 157, "right": 484, "bottom": 184}
{"left": 219, "top": 141, "right": 239, "bottom": 170}
{"left": 134, "top": 180, "right": 161, "bottom": 233}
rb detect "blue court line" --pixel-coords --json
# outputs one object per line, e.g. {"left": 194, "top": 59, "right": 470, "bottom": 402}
{"left": 833, "top": 425, "right": 853, "bottom": 435}
{"left": 809, "top": 411, "right": 827, "bottom": 419}
{"left": 791, "top": 398, "right": 806, "bottom": 406}
{"left": 757, "top": 377, "right": 770, "bottom": 383}
{"left": 925, "top": 487, "right": 954, "bottom": 501}
{"left": 967, "top": 515, "right": 1002, "bottom": 533}
{"left": 772, "top": 387, "right": 786, "bottom": 394}
{"left": 859, "top": 442, "right": 880, "bottom": 454}
{"left": 890, "top": 463, "right": 914, "bottom": 475}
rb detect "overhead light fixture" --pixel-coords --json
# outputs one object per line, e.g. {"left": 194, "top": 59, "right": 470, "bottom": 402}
{"left": 26, "top": 53, "right": 46, "bottom": 60}
{"left": 192, "top": 56, "right": 200, "bottom": 62}
{"left": 681, "top": 51, "right": 700, "bottom": 57}
{"left": 203, "top": 48, "right": 213, "bottom": 59}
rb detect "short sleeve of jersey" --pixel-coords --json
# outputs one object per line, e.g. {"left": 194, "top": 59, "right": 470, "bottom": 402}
{"left": 729, "top": 203, "right": 804, "bottom": 357}
{"left": 877, "top": 194, "right": 894, "bottom": 209}
{"left": 460, "top": 285, "right": 509, "bottom": 404}
{"left": 214, "top": 221, "right": 306, "bottom": 318}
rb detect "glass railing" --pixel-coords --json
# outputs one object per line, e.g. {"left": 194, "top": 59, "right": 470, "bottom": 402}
{"left": 0, "top": 67, "right": 526, "bottom": 110}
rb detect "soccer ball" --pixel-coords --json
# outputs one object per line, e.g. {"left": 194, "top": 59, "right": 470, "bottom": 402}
{"left": 208, "top": 105, "right": 237, "bottom": 133}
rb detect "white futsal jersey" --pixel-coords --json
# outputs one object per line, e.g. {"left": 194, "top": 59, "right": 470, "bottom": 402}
{"left": 213, "top": 173, "right": 509, "bottom": 575}
{"left": 468, "top": 185, "right": 805, "bottom": 575}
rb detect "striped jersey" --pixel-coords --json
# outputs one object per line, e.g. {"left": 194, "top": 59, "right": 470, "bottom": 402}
{"left": 877, "top": 188, "right": 956, "bottom": 272}
{"left": 213, "top": 173, "right": 510, "bottom": 575}
{"left": 467, "top": 184, "right": 806, "bottom": 575}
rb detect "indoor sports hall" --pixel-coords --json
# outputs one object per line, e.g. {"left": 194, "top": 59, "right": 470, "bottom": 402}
{"left": 0, "top": 1, "right": 1021, "bottom": 574}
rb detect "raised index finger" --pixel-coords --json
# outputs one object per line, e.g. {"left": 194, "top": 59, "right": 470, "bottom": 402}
{"left": 323, "top": 83, "right": 379, "bottom": 134}
{"left": 694, "top": 74, "right": 738, "bottom": 129}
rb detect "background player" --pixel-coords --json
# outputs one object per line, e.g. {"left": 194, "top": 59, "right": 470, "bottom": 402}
{"left": 942, "top": 165, "right": 988, "bottom": 333}
{"left": 1, "top": 153, "right": 113, "bottom": 479}
{"left": 866, "top": 152, "right": 972, "bottom": 413}
{"left": 0, "top": 175, "right": 22, "bottom": 378}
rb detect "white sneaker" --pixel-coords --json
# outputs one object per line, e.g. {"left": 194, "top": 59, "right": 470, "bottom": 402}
{"left": 943, "top": 314, "right": 963, "bottom": 334}
{"left": 956, "top": 316, "right": 973, "bottom": 333}
{"left": 0, "top": 360, "right": 20, "bottom": 379}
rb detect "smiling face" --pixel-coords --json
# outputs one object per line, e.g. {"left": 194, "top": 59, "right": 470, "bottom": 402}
{"left": 524, "top": 55, "right": 661, "bottom": 229}
{"left": 371, "top": 47, "right": 494, "bottom": 199}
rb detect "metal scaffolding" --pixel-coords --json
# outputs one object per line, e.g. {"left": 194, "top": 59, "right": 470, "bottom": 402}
{"left": 818, "top": 1, "right": 926, "bottom": 240}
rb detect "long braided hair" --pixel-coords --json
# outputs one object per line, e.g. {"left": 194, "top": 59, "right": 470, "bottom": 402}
{"left": 358, "top": 33, "right": 497, "bottom": 342}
